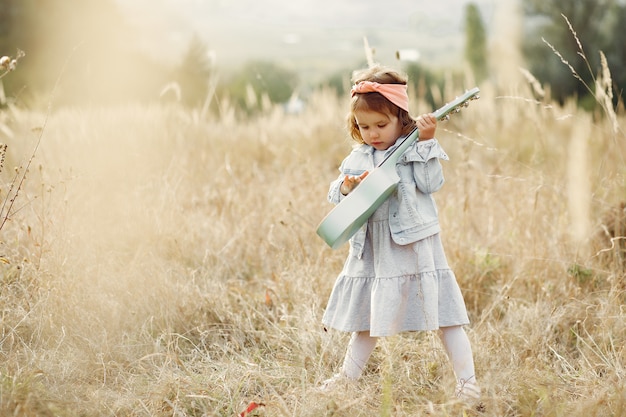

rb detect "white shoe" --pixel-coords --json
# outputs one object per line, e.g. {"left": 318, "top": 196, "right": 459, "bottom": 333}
{"left": 455, "top": 377, "right": 481, "bottom": 401}
{"left": 317, "top": 373, "right": 354, "bottom": 392}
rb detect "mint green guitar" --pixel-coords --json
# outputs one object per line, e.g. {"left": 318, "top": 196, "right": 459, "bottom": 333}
{"left": 316, "top": 87, "right": 480, "bottom": 249}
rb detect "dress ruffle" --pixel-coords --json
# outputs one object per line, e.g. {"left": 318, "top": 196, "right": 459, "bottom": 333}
{"left": 322, "top": 268, "right": 469, "bottom": 336}
{"left": 322, "top": 199, "right": 469, "bottom": 337}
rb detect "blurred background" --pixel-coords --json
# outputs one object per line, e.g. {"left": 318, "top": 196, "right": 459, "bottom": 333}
{"left": 0, "top": 0, "right": 624, "bottom": 111}
{"left": 0, "top": 2, "right": 625, "bottom": 415}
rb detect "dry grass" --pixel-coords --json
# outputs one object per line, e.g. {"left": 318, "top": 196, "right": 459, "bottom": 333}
{"left": 0, "top": 73, "right": 624, "bottom": 417}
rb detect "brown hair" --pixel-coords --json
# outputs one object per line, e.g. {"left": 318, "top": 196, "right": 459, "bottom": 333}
{"left": 347, "top": 64, "right": 417, "bottom": 144}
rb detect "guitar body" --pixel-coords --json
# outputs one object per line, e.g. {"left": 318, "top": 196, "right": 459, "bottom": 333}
{"left": 316, "top": 87, "right": 480, "bottom": 249}
{"left": 316, "top": 165, "right": 399, "bottom": 249}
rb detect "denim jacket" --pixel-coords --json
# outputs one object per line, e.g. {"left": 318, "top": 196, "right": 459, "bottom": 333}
{"left": 327, "top": 136, "right": 449, "bottom": 259}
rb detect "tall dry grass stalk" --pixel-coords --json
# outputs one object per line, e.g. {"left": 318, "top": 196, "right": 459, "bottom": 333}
{"left": 596, "top": 51, "right": 620, "bottom": 134}
{"left": 489, "top": 0, "right": 524, "bottom": 89}
{"left": 543, "top": 15, "right": 621, "bottom": 138}
{"left": 567, "top": 114, "right": 591, "bottom": 246}
{"left": 0, "top": 59, "right": 625, "bottom": 415}
{"left": 0, "top": 50, "right": 26, "bottom": 231}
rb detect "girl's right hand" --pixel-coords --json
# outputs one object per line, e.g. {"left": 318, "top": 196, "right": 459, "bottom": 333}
{"left": 417, "top": 113, "right": 437, "bottom": 140}
{"left": 340, "top": 171, "right": 369, "bottom": 195}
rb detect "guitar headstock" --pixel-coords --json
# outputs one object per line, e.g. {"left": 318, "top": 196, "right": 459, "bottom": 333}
{"left": 434, "top": 87, "right": 480, "bottom": 121}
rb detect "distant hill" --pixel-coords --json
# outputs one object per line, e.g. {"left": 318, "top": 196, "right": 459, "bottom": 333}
{"left": 116, "top": 0, "right": 495, "bottom": 81}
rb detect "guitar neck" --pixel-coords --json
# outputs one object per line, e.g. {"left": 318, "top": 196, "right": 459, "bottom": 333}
{"left": 376, "top": 87, "right": 480, "bottom": 168}
{"left": 376, "top": 127, "right": 419, "bottom": 168}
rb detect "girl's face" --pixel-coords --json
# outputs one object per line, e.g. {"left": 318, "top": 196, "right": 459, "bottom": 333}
{"left": 354, "top": 109, "right": 403, "bottom": 151}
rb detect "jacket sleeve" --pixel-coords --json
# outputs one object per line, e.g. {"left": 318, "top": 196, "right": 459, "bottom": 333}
{"left": 327, "top": 174, "right": 345, "bottom": 205}
{"left": 327, "top": 157, "right": 349, "bottom": 205}
{"left": 327, "top": 146, "right": 372, "bottom": 204}
{"left": 401, "top": 138, "right": 449, "bottom": 194}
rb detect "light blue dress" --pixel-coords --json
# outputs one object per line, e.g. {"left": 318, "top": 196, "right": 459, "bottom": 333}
{"left": 322, "top": 149, "right": 469, "bottom": 337}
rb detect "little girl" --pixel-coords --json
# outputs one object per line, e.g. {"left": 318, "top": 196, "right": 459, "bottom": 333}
{"left": 320, "top": 64, "right": 480, "bottom": 401}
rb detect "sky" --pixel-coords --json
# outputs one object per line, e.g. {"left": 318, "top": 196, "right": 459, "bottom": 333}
{"left": 115, "top": 0, "right": 498, "bottom": 78}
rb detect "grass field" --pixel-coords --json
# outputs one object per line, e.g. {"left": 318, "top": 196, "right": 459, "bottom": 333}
{"left": 0, "top": 64, "right": 625, "bottom": 417}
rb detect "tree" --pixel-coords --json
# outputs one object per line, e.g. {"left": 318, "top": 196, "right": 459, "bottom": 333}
{"left": 464, "top": 3, "right": 488, "bottom": 83}
{"left": 522, "top": 0, "right": 624, "bottom": 106}
{"left": 173, "top": 35, "right": 214, "bottom": 108}
{"left": 403, "top": 63, "right": 445, "bottom": 110}
{"left": 0, "top": 0, "right": 171, "bottom": 106}
{"left": 0, "top": 0, "right": 12, "bottom": 37}
{"left": 224, "top": 60, "right": 298, "bottom": 113}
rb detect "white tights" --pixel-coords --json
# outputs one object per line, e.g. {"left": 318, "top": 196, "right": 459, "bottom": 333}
{"left": 341, "top": 331, "right": 378, "bottom": 379}
{"left": 340, "top": 326, "right": 476, "bottom": 383}
{"left": 439, "top": 325, "right": 476, "bottom": 383}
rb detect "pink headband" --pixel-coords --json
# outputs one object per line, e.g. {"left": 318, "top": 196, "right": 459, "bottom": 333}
{"left": 350, "top": 81, "right": 410, "bottom": 112}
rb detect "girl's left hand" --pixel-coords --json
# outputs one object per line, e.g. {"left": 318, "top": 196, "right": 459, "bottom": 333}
{"left": 340, "top": 171, "right": 368, "bottom": 195}
{"left": 417, "top": 113, "right": 437, "bottom": 140}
